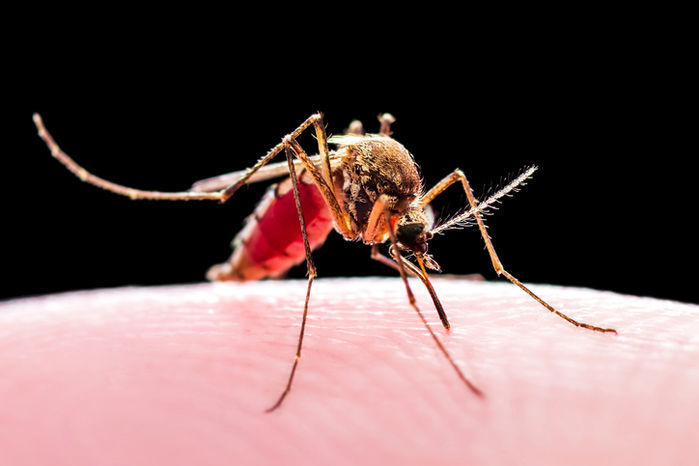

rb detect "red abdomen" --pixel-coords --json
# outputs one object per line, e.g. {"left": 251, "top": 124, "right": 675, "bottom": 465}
{"left": 207, "top": 172, "right": 334, "bottom": 281}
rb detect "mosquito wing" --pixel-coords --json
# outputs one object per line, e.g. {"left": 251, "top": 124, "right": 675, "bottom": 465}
{"left": 190, "top": 153, "right": 345, "bottom": 192}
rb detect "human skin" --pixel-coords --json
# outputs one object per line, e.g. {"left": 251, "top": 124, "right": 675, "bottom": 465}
{"left": 0, "top": 278, "right": 697, "bottom": 466}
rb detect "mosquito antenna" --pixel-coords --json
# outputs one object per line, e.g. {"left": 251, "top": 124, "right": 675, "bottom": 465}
{"left": 430, "top": 165, "right": 538, "bottom": 236}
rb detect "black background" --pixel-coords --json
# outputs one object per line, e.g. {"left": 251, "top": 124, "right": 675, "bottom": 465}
{"left": 3, "top": 25, "right": 695, "bottom": 304}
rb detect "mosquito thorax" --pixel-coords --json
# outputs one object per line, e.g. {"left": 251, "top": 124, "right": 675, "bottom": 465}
{"left": 332, "top": 134, "right": 422, "bottom": 237}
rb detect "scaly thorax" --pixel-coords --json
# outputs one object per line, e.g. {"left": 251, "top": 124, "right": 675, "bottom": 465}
{"left": 330, "top": 135, "right": 423, "bottom": 243}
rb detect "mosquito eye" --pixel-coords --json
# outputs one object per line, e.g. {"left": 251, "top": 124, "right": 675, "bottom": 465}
{"left": 396, "top": 223, "right": 423, "bottom": 242}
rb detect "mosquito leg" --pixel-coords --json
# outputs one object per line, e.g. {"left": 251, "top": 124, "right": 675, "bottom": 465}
{"left": 219, "top": 115, "right": 356, "bottom": 242}
{"left": 33, "top": 113, "right": 323, "bottom": 202}
{"left": 300, "top": 114, "right": 361, "bottom": 240}
{"left": 33, "top": 114, "right": 222, "bottom": 201}
{"left": 218, "top": 112, "right": 348, "bottom": 231}
{"left": 218, "top": 114, "right": 324, "bottom": 202}
{"left": 363, "top": 192, "right": 395, "bottom": 244}
{"left": 266, "top": 146, "right": 318, "bottom": 413}
{"left": 382, "top": 208, "right": 483, "bottom": 397}
{"left": 421, "top": 169, "right": 616, "bottom": 334}
{"left": 309, "top": 114, "right": 334, "bottom": 192}
{"left": 284, "top": 138, "right": 355, "bottom": 239}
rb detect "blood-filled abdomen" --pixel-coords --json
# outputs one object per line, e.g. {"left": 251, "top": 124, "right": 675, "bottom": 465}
{"left": 207, "top": 172, "right": 334, "bottom": 281}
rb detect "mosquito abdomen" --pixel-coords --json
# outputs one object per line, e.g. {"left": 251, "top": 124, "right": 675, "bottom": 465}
{"left": 207, "top": 172, "right": 334, "bottom": 281}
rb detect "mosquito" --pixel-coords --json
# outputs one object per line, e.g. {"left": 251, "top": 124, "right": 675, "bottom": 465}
{"left": 33, "top": 112, "right": 616, "bottom": 411}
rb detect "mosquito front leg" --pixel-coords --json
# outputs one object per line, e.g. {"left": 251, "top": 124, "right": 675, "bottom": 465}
{"left": 284, "top": 138, "right": 355, "bottom": 239}
{"left": 310, "top": 114, "right": 334, "bottom": 192}
{"left": 220, "top": 114, "right": 326, "bottom": 202}
{"left": 421, "top": 169, "right": 616, "bottom": 334}
{"left": 266, "top": 145, "right": 319, "bottom": 413}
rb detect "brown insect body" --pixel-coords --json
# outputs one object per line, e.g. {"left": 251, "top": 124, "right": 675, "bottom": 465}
{"left": 33, "top": 112, "right": 616, "bottom": 413}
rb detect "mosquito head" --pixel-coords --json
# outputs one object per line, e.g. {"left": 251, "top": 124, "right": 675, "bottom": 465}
{"left": 394, "top": 208, "right": 433, "bottom": 254}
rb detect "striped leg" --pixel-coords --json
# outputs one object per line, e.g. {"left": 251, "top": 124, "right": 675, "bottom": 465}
{"left": 265, "top": 145, "right": 318, "bottom": 412}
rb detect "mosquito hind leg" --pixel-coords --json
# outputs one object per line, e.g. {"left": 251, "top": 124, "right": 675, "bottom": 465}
{"left": 420, "top": 169, "right": 616, "bottom": 334}
{"left": 34, "top": 113, "right": 325, "bottom": 203}
{"left": 33, "top": 114, "right": 223, "bottom": 201}
{"left": 283, "top": 137, "right": 355, "bottom": 239}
